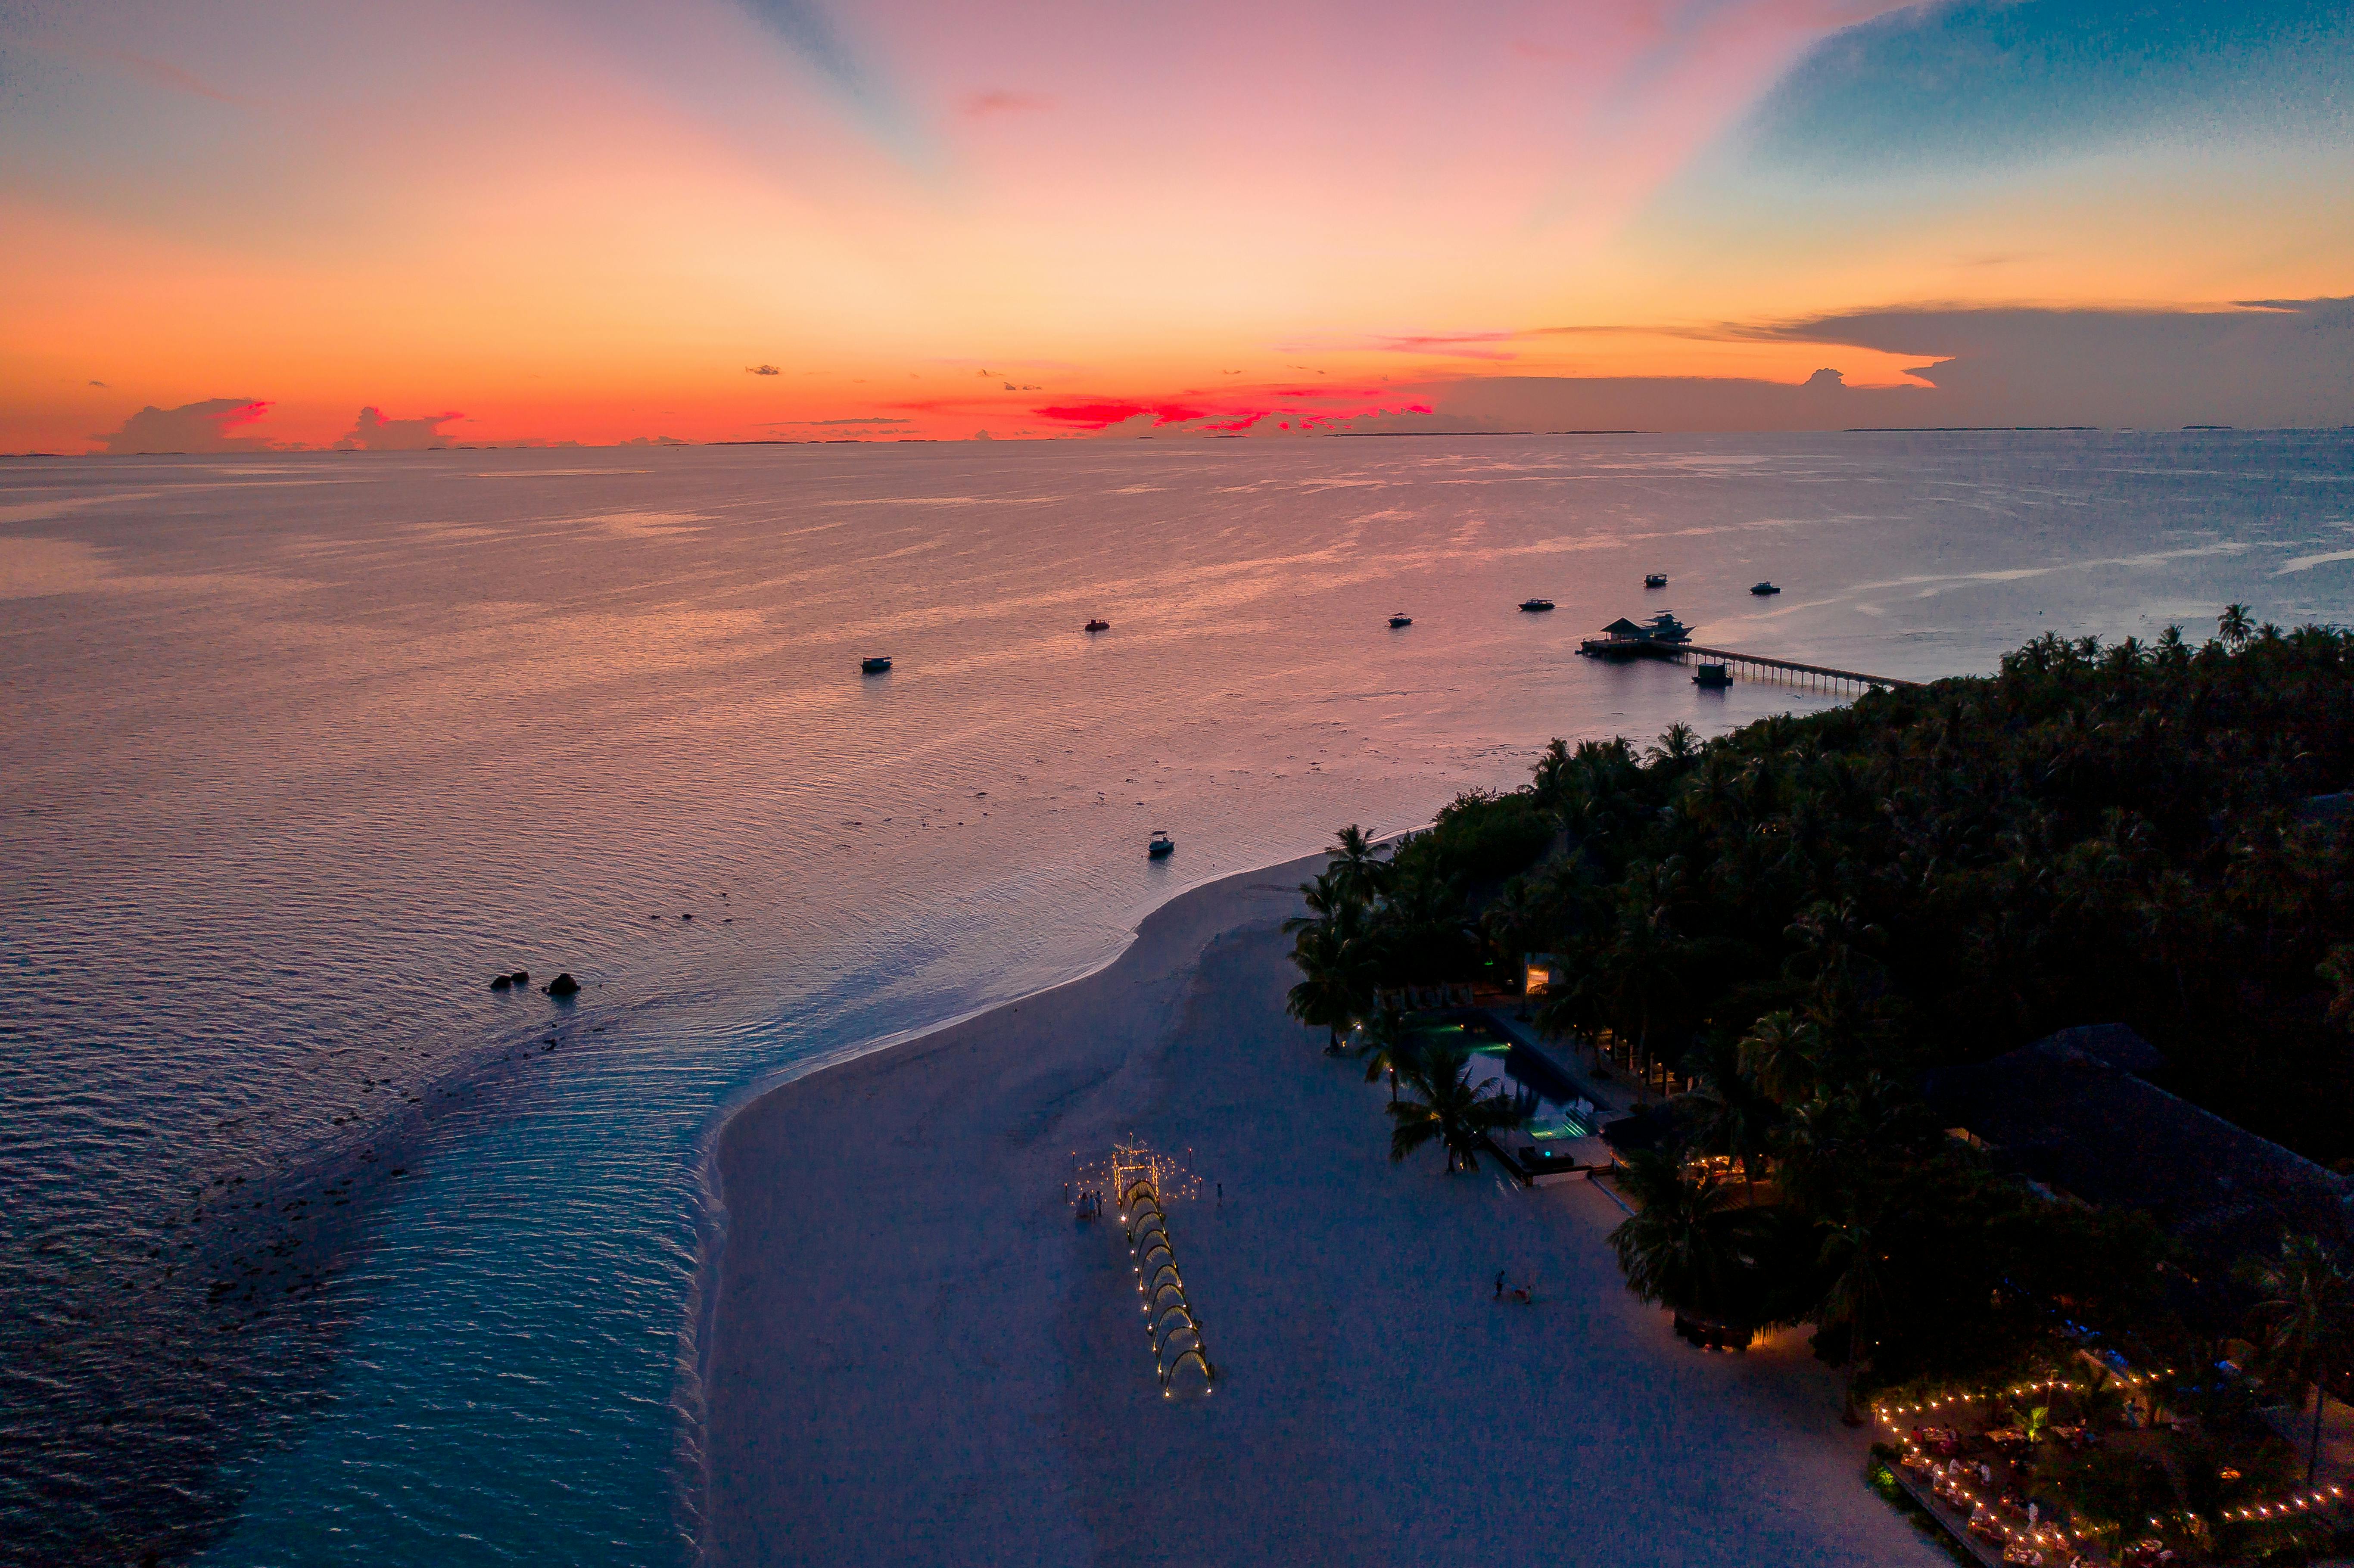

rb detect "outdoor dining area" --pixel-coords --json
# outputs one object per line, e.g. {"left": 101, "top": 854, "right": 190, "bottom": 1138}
{"left": 1892, "top": 1420, "right": 2121, "bottom": 1567}
{"left": 1870, "top": 1362, "right": 2347, "bottom": 1568}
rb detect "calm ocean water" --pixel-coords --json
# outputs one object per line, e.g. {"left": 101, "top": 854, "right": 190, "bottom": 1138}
{"left": 3, "top": 432, "right": 2350, "bottom": 1563}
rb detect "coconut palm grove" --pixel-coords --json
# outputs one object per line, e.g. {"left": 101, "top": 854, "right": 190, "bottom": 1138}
{"left": 1287, "top": 610, "right": 2354, "bottom": 1564}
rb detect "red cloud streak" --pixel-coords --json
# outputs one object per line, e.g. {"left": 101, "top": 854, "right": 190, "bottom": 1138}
{"left": 1032, "top": 400, "right": 1209, "bottom": 429}
{"left": 887, "top": 384, "right": 1429, "bottom": 436}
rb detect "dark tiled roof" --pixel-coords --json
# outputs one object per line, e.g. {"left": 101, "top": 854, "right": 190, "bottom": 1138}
{"left": 2300, "top": 791, "right": 2354, "bottom": 823}
{"left": 1924, "top": 1026, "right": 2350, "bottom": 1266}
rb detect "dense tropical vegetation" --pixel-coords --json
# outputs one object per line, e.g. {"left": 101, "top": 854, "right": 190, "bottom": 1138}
{"left": 1287, "top": 611, "right": 2354, "bottom": 1559}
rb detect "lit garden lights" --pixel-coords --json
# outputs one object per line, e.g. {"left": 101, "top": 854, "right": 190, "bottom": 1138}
{"left": 1877, "top": 1371, "right": 2348, "bottom": 1557}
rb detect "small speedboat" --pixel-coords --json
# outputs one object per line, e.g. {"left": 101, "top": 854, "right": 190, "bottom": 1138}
{"left": 861, "top": 655, "right": 892, "bottom": 674}
{"left": 1084, "top": 618, "right": 1110, "bottom": 632}
{"left": 1644, "top": 573, "right": 1668, "bottom": 588}
{"left": 1389, "top": 613, "right": 1412, "bottom": 628}
{"left": 1148, "top": 831, "right": 1175, "bottom": 859}
{"left": 1750, "top": 581, "right": 1781, "bottom": 596}
{"left": 1519, "top": 598, "right": 1555, "bottom": 613}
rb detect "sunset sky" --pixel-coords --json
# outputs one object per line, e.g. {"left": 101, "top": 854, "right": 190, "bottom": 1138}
{"left": 3, "top": 0, "right": 2350, "bottom": 450}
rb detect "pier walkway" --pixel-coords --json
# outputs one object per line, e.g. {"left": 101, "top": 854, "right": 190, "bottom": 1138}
{"left": 1578, "top": 635, "right": 1923, "bottom": 693}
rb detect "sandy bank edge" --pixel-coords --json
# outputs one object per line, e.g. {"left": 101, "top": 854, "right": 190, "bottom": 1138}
{"left": 682, "top": 851, "right": 1326, "bottom": 1554}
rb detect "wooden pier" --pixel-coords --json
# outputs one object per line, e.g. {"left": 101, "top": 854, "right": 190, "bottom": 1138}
{"left": 1578, "top": 635, "right": 1921, "bottom": 693}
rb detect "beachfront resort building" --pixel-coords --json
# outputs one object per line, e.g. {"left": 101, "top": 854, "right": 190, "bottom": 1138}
{"left": 1925, "top": 1024, "right": 2352, "bottom": 1281}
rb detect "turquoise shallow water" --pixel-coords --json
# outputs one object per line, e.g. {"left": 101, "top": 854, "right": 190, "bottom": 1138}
{"left": 2, "top": 431, "right": 2349, "bottom": 1563}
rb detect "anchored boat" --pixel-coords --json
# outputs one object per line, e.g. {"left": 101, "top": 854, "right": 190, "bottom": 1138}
{"left": 1148, "top": 831, "right": 1175, "bottom": 859}
{"left": 1084, "top": 618, "right": 1110, "bottom": 632}
{"left": 1644, "top": 573, "right": 1668, "bottom": 588}
{"left": 1644, "top": 612, "right": 1693, "bottom": 644}
{"left": 1389, "top": 613, "right": 1412, "bottom": 628}
{"left": 1750, "top": 581, "right": 1781, "bottom": 596}
{"left": 1518, "top": 598, "right": 1555, "bottom": 613}
{"left": 860, "top": 655, "right": 892, "bottom": 674}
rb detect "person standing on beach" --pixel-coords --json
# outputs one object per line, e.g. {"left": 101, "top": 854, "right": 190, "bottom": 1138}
{"left": 1494, "top": 1269, "right": 1507, "bottom": 1300}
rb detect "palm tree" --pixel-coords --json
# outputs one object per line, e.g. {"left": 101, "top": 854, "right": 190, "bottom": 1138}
{"left": 1813, "top": 1198, "right": 1887, "bottom": 1424}
{"left": 1481, "top": 875, "right": 1546, "bottom": 979}
{"left": 2320, "top": 944, "right": 2354, "bottom": 1034}
{"left": 1326, "top": 823, "right": 1386, "bottom": 907}
{"left": 1378, "top": 867, "right": 1474, "bottom": 991}
{"left": 1531, "top": 737, "right": 1576, "bottom": 814}
{"left": 1285, "top": 894, "right": 1371, "bottom": 1050}
{"left": 2240, "top": 1232, "right": 2353, "bottom": 1484}
{"left": 1737, "top": 1010, "right": 1823, "bottom": 1106}
{"left": 1647, "top": 722, "right": 1700, "bottom": 772}
{"left": 1283, "top": 867, "right": 1352, "bottom": 935}
{"left": 1608, "top": 1147, "right": 1761, "bottom": 1330}
{"left": 1772, "top": 1072, "right": 1923, "bottom": 1218}
{"left": 1386, "top": 1046, "right": 1521, "bottom": 1173}
{"left": 1674, "top": 1040, "right": 1779, "bottom": 1199}
{"left": 1783, "top": 899, "right": 1881, "bottom": 992}
{"left": 1358, "top": 1003, "right": 1415, "bottom": 1102}
{"left": 1602, "top": 868, "right": 1689, "bottom": 1085}
{"left": 2075, "top": 1365, "right": 2129, "bottom": 1432}
{"left": 2218, "top": 602, "right": 2254, "bottom": 649}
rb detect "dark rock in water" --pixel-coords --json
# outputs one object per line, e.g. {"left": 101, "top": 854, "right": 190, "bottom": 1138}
{"left": 545, "top": 973, "right": 580, "bottom": 997}
{"left": 681, "top": 912, "right": 693, "bottom": 920}
{"left": 490, "top": 975, "right": 512, "bottom": 991}
{"left": 512, "top": 970, "right": 529, "bottom": 983}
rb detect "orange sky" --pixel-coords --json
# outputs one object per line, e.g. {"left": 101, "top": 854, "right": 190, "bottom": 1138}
{"left": 2, "top": 0, "right": 2349, "bottom": 450}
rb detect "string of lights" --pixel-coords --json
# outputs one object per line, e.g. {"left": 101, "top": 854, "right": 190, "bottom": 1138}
{"left": 1879, "top": 1374, "right": 2350, "bottom": 1554}
{"left": 1873, "top": 1366, "right": 2178, "bottom": 1420}
{"left": 2221, "top": 1485, "right": 2346, "bottom": 1522}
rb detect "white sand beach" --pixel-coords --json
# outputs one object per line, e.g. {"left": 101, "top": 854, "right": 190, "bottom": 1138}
{"left": 704, "top": 857, "right": 1949, "bottom": 1567}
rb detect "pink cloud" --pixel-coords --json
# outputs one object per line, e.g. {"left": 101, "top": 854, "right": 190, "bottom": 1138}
{"left": 334, "top": 406, "right": 464, "bottom": 451}
{"left": 92, "top": 397, "right": 274, "bottom": 454}
{"left": 963, "top": 90, "right": 1052, "bottom": 118}
{"left": 1366, "top": 332, "right": 1520, "bottom": 361}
